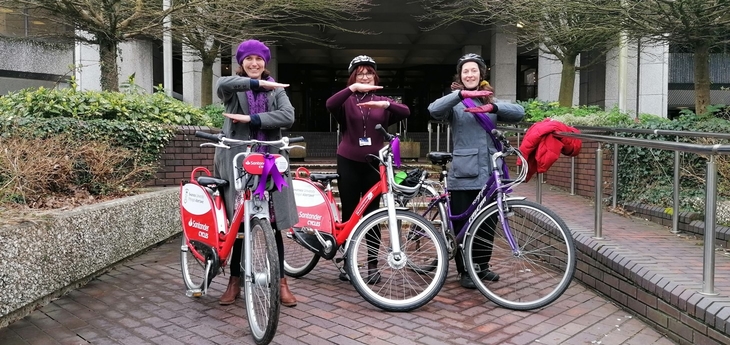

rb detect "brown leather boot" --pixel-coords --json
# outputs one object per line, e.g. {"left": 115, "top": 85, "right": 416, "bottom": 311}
{"left": 280, "top": 277, "right": 297, "bottom": 307}
{"left": 219, "top": 276, "right": 241, "bottom": 305}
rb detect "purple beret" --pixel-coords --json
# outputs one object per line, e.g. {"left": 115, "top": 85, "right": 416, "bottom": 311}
{"left": 235, "top": 39, "right": 271, "bottom": 65}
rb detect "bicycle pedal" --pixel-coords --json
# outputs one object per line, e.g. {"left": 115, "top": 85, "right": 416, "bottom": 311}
{"left": 237, "top": 232, "right": 245, "bottom": 239}
{"left": 186, "top": 289, "right": 203, "bottom": 298}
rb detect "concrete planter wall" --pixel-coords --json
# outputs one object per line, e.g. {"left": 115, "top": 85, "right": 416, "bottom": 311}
{"left": 0, "top": 188, "right": 181, "bottom": 327}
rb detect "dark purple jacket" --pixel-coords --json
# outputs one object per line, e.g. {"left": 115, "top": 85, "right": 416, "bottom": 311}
{"left": 326, "top": 87, "right": 410, "bottom": 162}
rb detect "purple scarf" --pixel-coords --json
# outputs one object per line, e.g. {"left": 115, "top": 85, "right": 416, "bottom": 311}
{"left": 461, "top": 98, "right": 510, "bottom": 179}
{"left": 246, "top": 76, "right": 275, "bottom": 145}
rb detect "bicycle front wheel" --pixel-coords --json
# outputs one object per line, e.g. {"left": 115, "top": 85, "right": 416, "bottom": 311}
{"left": 243, "top": 218, "right": 280, "bottom": 344}
{"left": 464, "top": 199, "right": 576, "bottom": 311}
{"left": 282, "top": 228, "right": 320, "bottom": 278}
{"left": 345, "top": 209, "right": 448, "bottom": 312}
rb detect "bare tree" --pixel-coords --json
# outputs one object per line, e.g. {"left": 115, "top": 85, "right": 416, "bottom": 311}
{"left": 0, "top": 0, "right": 201, "bottom": 91}
{"left": 617, "top": 0, "right": 730, "bottom": 115}
{"left": 173, "top": 0, "right": 374, "bottom": 106}
{"left": 418, "top": 0, "right": 621, "bottom": 107}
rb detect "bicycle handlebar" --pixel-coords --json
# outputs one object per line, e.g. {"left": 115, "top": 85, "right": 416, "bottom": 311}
{"left": 195, "top": 131, "right": 224, "bottom": 142}
{"left": 195, "top": 131, "right": 304, "bottom": 148}
{"left": 375, "top": 124, "right": 395, "bottom": 142}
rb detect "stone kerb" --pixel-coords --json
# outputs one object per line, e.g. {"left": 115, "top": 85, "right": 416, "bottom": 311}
{"left": 0, "top": 188, "right": 181, "bottom": 328}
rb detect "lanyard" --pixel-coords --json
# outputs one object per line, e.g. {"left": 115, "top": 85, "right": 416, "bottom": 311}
{"left": 357, "top": 92, "right": 372, "bottom": 137}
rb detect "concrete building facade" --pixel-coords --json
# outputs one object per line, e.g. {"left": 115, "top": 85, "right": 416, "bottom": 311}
{"left": 3, "top": 0, "right": 729, "bottom": 132}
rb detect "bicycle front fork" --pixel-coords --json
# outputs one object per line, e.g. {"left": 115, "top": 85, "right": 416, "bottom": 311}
{"left": 383, "top": 192, "right": 403, "bottom": 260}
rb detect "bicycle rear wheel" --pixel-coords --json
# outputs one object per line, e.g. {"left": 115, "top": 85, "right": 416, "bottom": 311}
{"left": 180, "top": 232, "right": 215, "bottom": 296}
{"left": 345, "top": 209, "right": 448, "bottom": 312}
{"left": 464, "top": 199, "right": 576, "bottom": 311}
{"left": 283, "top": 228, "right": 320, "bottom": 278}
{"left": 243, "top": 218, "right": 280, "bottom": 344}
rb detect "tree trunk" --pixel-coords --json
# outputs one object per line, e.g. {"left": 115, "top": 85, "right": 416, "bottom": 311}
{"left": 199, "top": 42, "right": 220, "bottom": 107}
{"left": 693, "top": 43, "right": 711, "bottom": 115}
{"left": 201, "top": 61, "right": 213, "bottom": 106}
{"left": 99, "top": 39, "right": 119, "bottom": 92}
{"left": 558, "top": 54, "right": 578, "bottom": 107}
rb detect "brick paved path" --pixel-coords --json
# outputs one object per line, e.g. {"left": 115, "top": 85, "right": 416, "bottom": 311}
{"left": 0, "top": 233, "right": 676, "bottom": 344}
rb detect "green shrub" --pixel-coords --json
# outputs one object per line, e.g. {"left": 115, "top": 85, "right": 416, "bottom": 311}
{"left": 517, "top": 99, "right": 632, "bottom": 126}
{"left": 616, "top": 113, "right": 730, "bottom": 217}
{"left": 201, "top": 103, "right": 225, "bottom": 129}
{"left": 0, "top": 87, "right": 212, "bottom": 126}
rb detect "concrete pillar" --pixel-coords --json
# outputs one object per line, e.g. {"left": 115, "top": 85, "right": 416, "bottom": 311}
{"left": 74, "top": 30, "right": 101, "bottom": 91}
{"left": 268, "top": 45, "right": 278, "bottom": 79}
{"left": 118, "top": 40, "right": 154, "bottom": 93}
{"left": 637, "top": 40, "right": 669, "bottom": 118}
{"left": 183, "top": 45, "right": 221, "bottom": 107}
{"left": 537, "top": 49, "right": 579, "bottom": 105}
{"left": 489, "top": 29, "right": 517, "bottom": 102}
{"left": 605, "top": 44, "right": 638, "bottom": 114}
{"left": 74, "top": 32, "right": 153, "bottom": 93}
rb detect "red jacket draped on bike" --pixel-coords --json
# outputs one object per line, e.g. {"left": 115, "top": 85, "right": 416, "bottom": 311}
{"left": 518, "top": 118, "right": 582, "bottom": 182}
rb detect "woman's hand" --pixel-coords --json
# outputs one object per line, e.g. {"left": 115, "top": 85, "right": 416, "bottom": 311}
{"left": 464, "top": 104, "right": 496, "bottom": 114}
{"left": 357, "top": 101, "right": 390, "bottom": 109}
{"left": 259, "top": 80, "right": 290, "bottom": 90}
{"left": 349, "top": 83, "right": 383, "bottom": 93}
{"left": 223, "top": 113, "right": 251, "bottom": 123}
{"left": 460, "top": 90, "right": 493, "bottom": 99}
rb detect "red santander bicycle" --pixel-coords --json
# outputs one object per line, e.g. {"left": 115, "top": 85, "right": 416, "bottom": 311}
{"left": 179, "top": 131, "right": 304, "bottom": 345}
{"left": 284, "top": 125, "right": 448, "bottom": 312}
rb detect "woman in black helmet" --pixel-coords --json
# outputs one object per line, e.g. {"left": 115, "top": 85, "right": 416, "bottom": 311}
{"left": 428, "top": 53, "right": 526, "bottom": 289}
{"left": 326, "top": 55, "right": 411, "bottom": 284}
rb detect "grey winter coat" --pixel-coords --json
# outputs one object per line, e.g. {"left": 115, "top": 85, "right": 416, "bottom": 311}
{"left": 428, "top": 90, "right": 525, "bottom": 191}
{"left": 214, "top": 76, "right": 298, "bottom": 230}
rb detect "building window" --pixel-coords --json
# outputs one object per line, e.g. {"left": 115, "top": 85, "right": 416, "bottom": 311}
{"left": 0, "top": 6, "right": 72, "bottom": 38}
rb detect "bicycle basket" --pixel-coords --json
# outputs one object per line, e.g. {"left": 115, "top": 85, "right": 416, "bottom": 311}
{"left": 395, "top": 168, "right": 425, "bottom": 187}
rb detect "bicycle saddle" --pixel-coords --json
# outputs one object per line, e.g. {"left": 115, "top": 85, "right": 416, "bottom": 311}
{"left": 197, "top": 176, "right": 229, "bottom": 188}
{"left": 309, "top": 173, "right": 339, "bottom": 183}
{"left": 427, "top": 152, "right": 453, "bottom": 165}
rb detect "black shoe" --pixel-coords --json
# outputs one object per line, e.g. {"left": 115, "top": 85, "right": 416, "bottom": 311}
{"left": 460, "top": 270, "right": 500, "bottom": 289}
{"left": 459, "top": 274, "right": 477, "bottom": 289}
{"left": 479, "top": 270, "right": 500, "bottom": 282}
{"left": 366, "top": 270, "right": 381, "bottom": 285}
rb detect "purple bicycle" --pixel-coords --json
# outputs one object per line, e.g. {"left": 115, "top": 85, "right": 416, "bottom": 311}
{"left": 398, "top": 129, "right": 576, "bottom": 311}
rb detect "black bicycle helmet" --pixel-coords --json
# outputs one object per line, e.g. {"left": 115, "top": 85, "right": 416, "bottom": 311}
{"left": 348, "top": 55, "right": 377, "bottom": 75}
{"left": 457, "top": 53, "right": 487, "bottom": 78}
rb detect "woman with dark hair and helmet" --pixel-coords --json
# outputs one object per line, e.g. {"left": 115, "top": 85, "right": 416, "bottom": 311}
{"left": 214, "top": 39, "right": 299, "bottom": 307}
{"left": 428, "top": 53, "right": 525, "bottom": 289}
{"left": 326, "top": 55, "right": 411, "bottom": 283}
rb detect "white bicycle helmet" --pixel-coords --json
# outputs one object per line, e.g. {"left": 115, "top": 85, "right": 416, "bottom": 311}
{"left": 348, "top": 55, "right": 377, "bottom": 75}
{"left": 457, "top": 53, "right": 487, "bottom": 78}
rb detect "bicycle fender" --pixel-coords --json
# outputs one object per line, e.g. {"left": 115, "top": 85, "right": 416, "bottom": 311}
{"left": 342, "top": 207, "right": 409, "bottom": 253}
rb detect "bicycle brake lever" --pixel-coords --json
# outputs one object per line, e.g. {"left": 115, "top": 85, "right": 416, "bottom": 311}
{"left": 281, "top": 145, "right": 305, "bottom": 151}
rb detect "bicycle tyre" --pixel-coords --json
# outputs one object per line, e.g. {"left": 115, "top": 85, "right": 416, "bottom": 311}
{"left": 399, "top": 185, "right": 454, "bottom": 271}
{"left": 282, "top": 228, "right": 321, "bottom": 278}
{"left": 464, "top": 199, "right": 576, "bottom": 311}
{"left": 345, "top": 209, "right": 448, "bottom": 312}
{"left": 243, "top": 218, "right": 280, "bottom": 344}
{"left": 180, "top": 232, "right": 215, "bottom": 294}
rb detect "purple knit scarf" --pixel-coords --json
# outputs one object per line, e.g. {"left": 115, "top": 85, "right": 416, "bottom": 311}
{"left": 246, "top": 76, "right": 274, "bottom": 151}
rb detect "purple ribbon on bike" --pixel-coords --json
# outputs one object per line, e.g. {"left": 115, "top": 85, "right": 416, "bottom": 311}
{"left": 461, "top": 98, "right": 510, "bottom": 180}
{"left": 253, "top": 154, "right": 288, "bottom": 199}
{"left": 392, "top": 136, "right": 401, "bottom": 167}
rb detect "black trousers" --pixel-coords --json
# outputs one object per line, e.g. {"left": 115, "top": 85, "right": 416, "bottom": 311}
{"left": 450, "top": 190, "right": 496, "bottom": 274}
{"left": 337, "top": 155, "right": 382, "bottom": 264}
